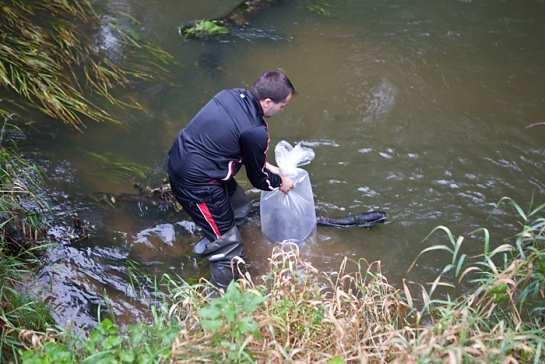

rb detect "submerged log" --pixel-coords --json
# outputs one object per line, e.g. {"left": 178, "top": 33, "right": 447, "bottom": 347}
{"left": 221, "top": 0, "right": 281, "bottom": 26}
{"left": 92, "top": 182, "right": 179, "bottom": 212}
{"left": 179, "top": 0, "right": 283, "bottom": 38}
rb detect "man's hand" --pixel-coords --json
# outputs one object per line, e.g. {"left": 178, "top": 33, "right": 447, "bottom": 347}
{"left": 267, "top": 162, "right": 293, "bottom": 193}
{"left": 280, "top": 175, "right": 294, "bottom": 193}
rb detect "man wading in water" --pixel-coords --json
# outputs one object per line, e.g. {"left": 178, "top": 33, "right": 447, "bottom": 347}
{"left": 167, "top": 70, "right": 295, "bottom": 288}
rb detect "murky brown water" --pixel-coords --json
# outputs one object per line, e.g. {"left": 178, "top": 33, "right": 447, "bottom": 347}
{"left": 21, "top": 0, "right": 545, "bottom": 329}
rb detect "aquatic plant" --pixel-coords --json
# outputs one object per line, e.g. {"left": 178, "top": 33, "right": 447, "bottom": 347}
{"left": 0, "top": 0, "right": 173, "bottom": 130}
{"left": 180, "top": 20, "right": 230, "bottom": 39}
{"left": 306, "top": 0, "right": 334, "bottom": 17}
{"left": 179, "top": 0, "right": 284, "bottom": 39}
{"left": 86, "top": 151, "right": 151, "bottom": 181}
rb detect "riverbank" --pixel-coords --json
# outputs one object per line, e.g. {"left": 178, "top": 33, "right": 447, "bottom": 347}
{"left": 19, "top": 202, "right": 545, "bottom": 362}
{"left": 0, "top": 130, "right": 56, "bottom": 361}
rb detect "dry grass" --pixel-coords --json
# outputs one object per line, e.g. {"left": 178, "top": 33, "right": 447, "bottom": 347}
{"left": 14, "top": 199, "right": 545, "bottom": 362}
{"left": 166, "top": 241, "right": 545, "bottom": 363}
{"left": 14, "top": 235, "right": 545, "bottom": 362}
{"left": 167, "top": 242, "right": 408, "bottom": 363}
{"left": 13, "top": 238, "right": 545, "bottom": 363}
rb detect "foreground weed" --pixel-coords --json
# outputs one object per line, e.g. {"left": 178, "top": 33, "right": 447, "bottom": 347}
{"left": 21, "top": 308, "right": 180, "bottom": 363}
{"left": 14, "top": 196, "right": 545, "bottom": 362}
{"left": 170, "top": 243, "right": 410, "bottom": 363}
{"left": 405, "top": 198, "right": 545, "bottom": 361}
{"left": 200, "top": 282, "right": 263, "bottom": 362}
{"left": 169, "top": 216, "right": 545, "bottom": 363}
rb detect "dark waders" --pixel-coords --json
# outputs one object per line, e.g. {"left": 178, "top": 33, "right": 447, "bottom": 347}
{"left": 169, "top": 177, "right": 251, "bottom": 289}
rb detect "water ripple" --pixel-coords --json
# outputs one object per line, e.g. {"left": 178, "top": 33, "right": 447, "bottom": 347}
{"left": 362, "top": 78, "right": 398, "bottom": 122}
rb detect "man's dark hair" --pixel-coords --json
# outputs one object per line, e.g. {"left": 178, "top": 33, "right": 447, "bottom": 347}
{"left": 250, "top": 70, "right": 296, "bottom": 103}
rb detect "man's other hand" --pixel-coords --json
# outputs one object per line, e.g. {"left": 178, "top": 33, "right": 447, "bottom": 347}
{"left": 280, "top": 176, "right": 294, "bottom": 193}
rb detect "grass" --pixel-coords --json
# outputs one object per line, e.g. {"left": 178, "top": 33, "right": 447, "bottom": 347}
{"left": 0, "top": 122, "right": 49, "bottom": 249}
{"left": 0, "top": 120, "right": 55, "bottom": 362}
{"left": 13, "top": 197, "right": 545, "bottom": 362}
{"left": 0, "top": 0, "right": 174, "bottom": 130}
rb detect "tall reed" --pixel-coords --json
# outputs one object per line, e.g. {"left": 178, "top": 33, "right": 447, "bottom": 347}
{"left": 0, "top": 0, "right": 173, "bottom": 130}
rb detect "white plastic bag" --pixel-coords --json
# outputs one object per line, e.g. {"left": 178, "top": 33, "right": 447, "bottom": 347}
{"left": 260, "top": 141, "right": 316, "bottom": 242}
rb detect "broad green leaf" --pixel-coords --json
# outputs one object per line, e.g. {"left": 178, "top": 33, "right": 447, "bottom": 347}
{"left": 200, "top": 318, "right": 222, "bottom": 332}
{"left": 199, "top": 306, "right": 221, "bottom": 320}
{"left": 237, "top": 316, "right": 258, "bottom": 335}
{"left": 327, "top": 356, "right": 346, "bottom": 364}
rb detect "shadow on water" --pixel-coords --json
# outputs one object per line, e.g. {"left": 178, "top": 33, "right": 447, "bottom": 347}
{"left": 19, "top": 0, "right": 545, "bottom": 328}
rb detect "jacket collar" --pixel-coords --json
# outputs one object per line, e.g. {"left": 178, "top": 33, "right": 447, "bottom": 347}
{"left": 247, "top": 89, "right": 264, "bottom": 120}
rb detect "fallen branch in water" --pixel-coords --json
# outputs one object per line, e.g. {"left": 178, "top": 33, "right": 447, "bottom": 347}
{"left": 91, "top": 182, "right": 179, "bottom": 211}
{"left": 179, "top": 0, "right": 283, "bottom": 39}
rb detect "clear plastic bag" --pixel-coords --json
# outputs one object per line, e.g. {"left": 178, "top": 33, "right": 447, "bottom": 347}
{"left": 260, "top": 141, "right": 316, "bottom": 242}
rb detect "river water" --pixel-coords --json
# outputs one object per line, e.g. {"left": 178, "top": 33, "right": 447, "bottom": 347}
{"left": 20, "top": 0, "right": 545, "bottom": 329}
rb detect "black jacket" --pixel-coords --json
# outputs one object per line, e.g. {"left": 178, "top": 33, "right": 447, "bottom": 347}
{"left": 168, "top": 88, "right": 281, "bottom": 191}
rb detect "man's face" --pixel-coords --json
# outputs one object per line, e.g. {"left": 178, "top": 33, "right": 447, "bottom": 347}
{"left": 261, "top": 93, "right": 293, "bottom": 118}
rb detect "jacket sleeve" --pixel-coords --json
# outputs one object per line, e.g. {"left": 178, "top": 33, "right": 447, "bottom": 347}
{"left": 240, "top": 127, "right": 281, "bottom": 191}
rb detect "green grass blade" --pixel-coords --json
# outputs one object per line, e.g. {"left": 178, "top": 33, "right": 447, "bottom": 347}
{"left": 497, "top": 196, "right": 528, "bottom": 221}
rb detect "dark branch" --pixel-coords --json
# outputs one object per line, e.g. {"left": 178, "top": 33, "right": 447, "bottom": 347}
{"left": 179, "top": 0, "right": 283, "bottom": 39}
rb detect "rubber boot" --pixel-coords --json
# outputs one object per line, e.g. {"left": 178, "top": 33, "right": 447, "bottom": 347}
{"left": 229, "top": 185, "right": 251, "bottom": 226}
{"left": 192, "top": 226, "right": 246, "bottom": 289}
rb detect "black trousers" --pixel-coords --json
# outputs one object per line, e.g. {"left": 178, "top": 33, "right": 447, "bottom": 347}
{"left": 169, "top": 178, "right": 249, "bottom": 240}
{"left": 168, "top": 176, "right": 250, "bottom": 288}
